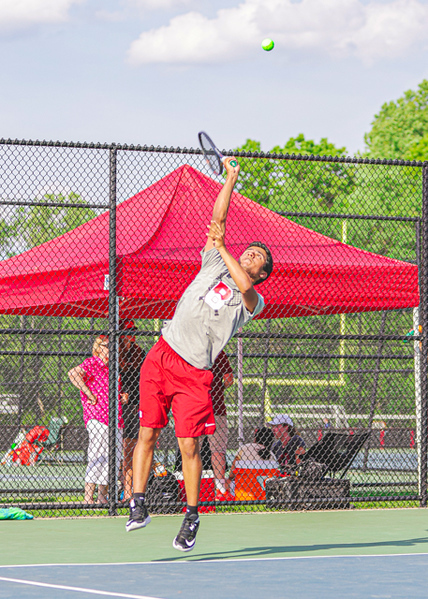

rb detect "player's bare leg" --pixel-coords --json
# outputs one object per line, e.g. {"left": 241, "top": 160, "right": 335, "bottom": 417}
{"left": 178, "top": 437, "right": 202, "bottom": 505}
{"left": 126, "top": 426, "right": 160, "bottom": 532}
{"left": 123, "top": 438, "right": 138, "bottom": 500}
{"left": 173, "top": 437, "right": 202, "bottom": 552}
{"left": 132, "top": 427, "right": 161, "bottom": 492}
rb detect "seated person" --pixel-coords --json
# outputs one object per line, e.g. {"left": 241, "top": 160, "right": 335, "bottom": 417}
{"left": 267, "top": 414, "right": 306, "bottom": 473}
{"left": 227, "top": 427, "right": 279, "bottom": 499}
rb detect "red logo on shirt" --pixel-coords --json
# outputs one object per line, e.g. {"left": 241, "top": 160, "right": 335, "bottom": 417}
{"left": 204, "top": 281, "right": 233, "bottom": 310}
{"left": 213, "top": 281, "right": 232, "bottom": 300}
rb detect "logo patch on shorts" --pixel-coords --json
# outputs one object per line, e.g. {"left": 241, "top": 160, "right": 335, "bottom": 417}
{"left": 139, "top": 410, "right": 143, "bottom": 418}
{"left": 204, "top": 281, "right": 233, "bottom": 310}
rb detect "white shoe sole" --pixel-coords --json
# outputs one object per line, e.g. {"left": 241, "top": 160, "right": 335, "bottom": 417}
{"left": 172, "top": 538, "right": 196, "bottom": 552}
{"left": 125, "top": 515, "right": 151, "bottom": 532}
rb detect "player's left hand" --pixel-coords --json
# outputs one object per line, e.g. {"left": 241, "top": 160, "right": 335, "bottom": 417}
{"left": 207, "top": 220, "right": 226, "bottom": 249}
{"left": 224, "top": 156, "right": 240, "bottom": 179}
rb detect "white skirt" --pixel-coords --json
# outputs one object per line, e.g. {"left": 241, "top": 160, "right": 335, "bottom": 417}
{"left": 85, "top": 419, "right": 123, "bottom": 485}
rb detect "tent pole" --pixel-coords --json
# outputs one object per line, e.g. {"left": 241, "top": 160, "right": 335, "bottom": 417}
{"left": 237, "top": 329, "right": 244, "bottom": 445}
{"left": 362, "top": 311, "right": 387, "bottom": 471}
{"left": 108, "top": 146, "right": 119, "bottom": 517}
{"left": 18, "top": 315, "right": 26, "bottom": 431}
{"left": 260, "top": 320, "right": 270, "bottom": 427}
{"left": 413, "top": 307, "right": 422, "bottom": 497}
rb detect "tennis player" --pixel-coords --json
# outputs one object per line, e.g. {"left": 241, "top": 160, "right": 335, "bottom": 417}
{"left": 126, "top": 157, "right": 273, "bottom": 552}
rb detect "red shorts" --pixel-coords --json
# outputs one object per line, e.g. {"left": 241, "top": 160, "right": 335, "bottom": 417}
{"left": 139, "top": 337, "right": 216, "bottom": 438}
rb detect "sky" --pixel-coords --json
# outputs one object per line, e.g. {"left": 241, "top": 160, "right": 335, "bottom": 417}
{"left": 1, "top": 0, "right": 428, "bottom": 156}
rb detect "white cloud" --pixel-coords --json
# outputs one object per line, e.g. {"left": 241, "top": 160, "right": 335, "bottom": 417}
{"left": 127, "top": 0, "right": 428, "bottom": 65}
{"left": 0, "top": 0, "right": 83, "bottom": 33}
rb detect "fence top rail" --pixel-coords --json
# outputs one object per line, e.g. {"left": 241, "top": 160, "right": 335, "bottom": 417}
{"left": 0, "top": 137, "right": 427, "bottom": 167}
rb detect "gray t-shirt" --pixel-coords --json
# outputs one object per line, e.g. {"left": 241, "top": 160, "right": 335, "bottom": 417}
{"left": 162, "top": 248, "right": 265, "bottom": 369}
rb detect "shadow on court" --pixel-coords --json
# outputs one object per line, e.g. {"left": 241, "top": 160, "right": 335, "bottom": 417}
{"left": 158, "top": 535, "right": 428, "bottom": 561}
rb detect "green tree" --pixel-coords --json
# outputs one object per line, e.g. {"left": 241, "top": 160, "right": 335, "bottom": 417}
{"left": 0, "top": 192, "right": 98, "bottom": 258}
{"left": 404, "top": 132, "right": 428, "bottom": 161}
{"left": 0, "top": 215, "right": 23, "bottom": 259}
{"left": 0, "top": 194, "right": 99, "bottom": 425}
{"left": 234, "top": 134, "right": 356, "bottom": 214}
{"left": 233, "top": 135, "right": 420, "bottom": 262}
{"left": 364, "top": 79, "right": 428, "bottom": 159}
{"left": 19, "top": 192, "right": 98, "bottom": 249}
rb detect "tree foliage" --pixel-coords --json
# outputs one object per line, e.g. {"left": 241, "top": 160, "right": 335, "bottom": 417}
{"left": 234, "top": 135, "right": 421, "bottom": 257}
{"left": 364, "top": 79, "right": 428, "bottom": 159}
{"left": 0, "top": 192, "right": 98, "bottom": 259}
{"left": 404, "top": 132, "right": 428, "bottom": 161}
{"left": 234, "top": 134, "right": 357, "bottom": 214}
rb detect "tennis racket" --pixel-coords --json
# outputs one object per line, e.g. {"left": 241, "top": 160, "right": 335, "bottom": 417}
{"left": 198, "top": 131, "right": 238, "bottom": 176}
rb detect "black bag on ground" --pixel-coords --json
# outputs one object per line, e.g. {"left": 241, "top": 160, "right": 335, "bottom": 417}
{"left": 265, "top": 477, "right": 350, "bottom": 511}
{"left": 145, "top": 470, "right": 182, "bottom": 514}
{"left": 296, "top": 458, "right": 328, "bottom": 480}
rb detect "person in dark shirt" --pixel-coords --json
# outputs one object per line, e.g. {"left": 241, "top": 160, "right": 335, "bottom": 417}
{"left": 268, "top": 414, "right": 306, "bottom": 473}
{"left": 119, "top": 321, "right": 146, "bottom": 501}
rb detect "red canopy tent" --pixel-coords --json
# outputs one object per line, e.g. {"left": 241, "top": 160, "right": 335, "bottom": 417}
{"left": 0, "top": 165, "right": 419, "bottom": 319}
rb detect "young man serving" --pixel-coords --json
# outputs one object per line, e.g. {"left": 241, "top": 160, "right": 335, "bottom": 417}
{"left": 127, "top": 157, "right": 273, "bottom": 552}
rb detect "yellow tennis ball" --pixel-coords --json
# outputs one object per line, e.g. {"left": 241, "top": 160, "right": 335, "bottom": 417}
{"left": 261, "top": 38, "right": 274, "bottom": 52}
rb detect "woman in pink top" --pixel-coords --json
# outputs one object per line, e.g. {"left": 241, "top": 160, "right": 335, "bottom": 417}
{"left": 68, "top": 335, "right": 125, "bottom": 504}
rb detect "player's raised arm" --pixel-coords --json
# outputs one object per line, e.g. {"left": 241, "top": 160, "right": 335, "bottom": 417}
{"left": 206, "top": 221, "right": 266, "bottom": 313}
{"left": 204, "top": 157, "right": 240, "bottom": 252}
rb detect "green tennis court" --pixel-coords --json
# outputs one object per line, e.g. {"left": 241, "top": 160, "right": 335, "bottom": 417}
{"left": 1, "top": 508, "right": 427, "bottom": 598}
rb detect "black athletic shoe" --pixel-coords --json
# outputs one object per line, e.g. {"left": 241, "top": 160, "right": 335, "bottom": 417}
{"left": 172, "top": 513, "right": 200, "bottom": 552}
{"left": 125, "top": 498, "right": 151, "bottom": 532}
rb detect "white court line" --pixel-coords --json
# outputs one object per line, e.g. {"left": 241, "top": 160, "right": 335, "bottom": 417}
{"left": 0, "top": 576, "right": 163, "bottom": 599}
{"left": 1, "top": 552, "right": 428, "bottom": 569}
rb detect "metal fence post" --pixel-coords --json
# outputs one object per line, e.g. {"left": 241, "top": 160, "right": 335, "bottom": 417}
{"left": 108, "top": 146, "right": 119, "bottom": 516}
{"left": 420, "top": 165, "right": 428, "bottom": 507}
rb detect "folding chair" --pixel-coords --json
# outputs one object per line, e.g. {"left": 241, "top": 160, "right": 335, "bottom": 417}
{"left": 300, "top": 430, "right": 371, "bottom": 478}
{"left": 37, "top": 416, "right": 68, "bottom": 464}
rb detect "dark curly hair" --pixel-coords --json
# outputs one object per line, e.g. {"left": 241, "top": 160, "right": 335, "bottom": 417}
{"left": 255, "top": 426, "right": 274, "bottom": 460}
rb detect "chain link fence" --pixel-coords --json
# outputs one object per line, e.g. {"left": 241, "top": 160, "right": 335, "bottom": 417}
{"left": 0, "top": 139, "right": 427, "bottom": 516}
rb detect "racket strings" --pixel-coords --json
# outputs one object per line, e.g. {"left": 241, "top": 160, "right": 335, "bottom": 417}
{"left": 199, "top": 132, "right": 223, "bottom": 175}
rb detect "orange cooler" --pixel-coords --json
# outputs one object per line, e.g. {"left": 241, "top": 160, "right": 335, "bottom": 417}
{"left": 233, "top": 461, "right": 280, "bottom": 501}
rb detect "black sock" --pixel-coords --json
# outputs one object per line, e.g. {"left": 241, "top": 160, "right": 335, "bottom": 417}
{"left": 186, "top": 505, "right": 198, "bottom": 517}
{"left": 132, "top": 492, "right": 145, "bottom": 502}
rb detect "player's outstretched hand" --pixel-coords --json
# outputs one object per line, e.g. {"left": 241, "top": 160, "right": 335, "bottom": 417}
{"left": 207, "top": 220, "right": 226, "bottom": 249}
{"left": 224, "top": 156, "right": 240, "bottom": 179}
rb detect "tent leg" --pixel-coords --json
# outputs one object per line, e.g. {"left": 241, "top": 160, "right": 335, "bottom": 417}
{"left": 237, "top": 329, "right": 244, "bottom": 445}
{"left": 414, "top": 308, "right": 422, "bottom": 497}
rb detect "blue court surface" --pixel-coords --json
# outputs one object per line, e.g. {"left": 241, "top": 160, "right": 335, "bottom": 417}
{"left": 0, "top": 555, "right": 428, "bottom": 599}
{"left": 1, "top": 509, "right": 427, "bottom": 598}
